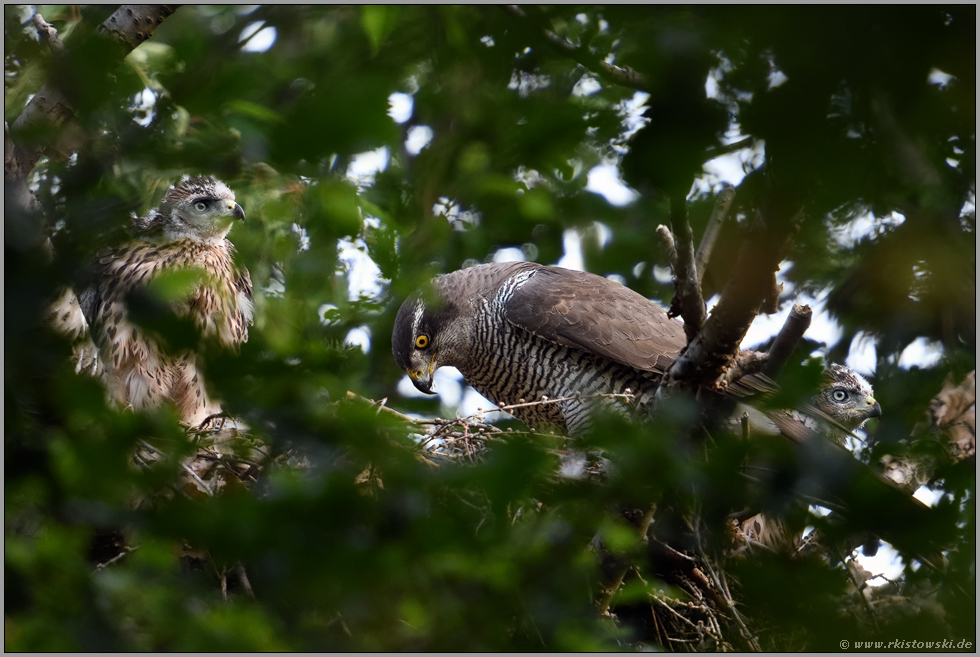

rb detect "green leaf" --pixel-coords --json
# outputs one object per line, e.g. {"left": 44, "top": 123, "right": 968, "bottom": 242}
{"left": 360, "top": 5, "right": 401, "bottom": 56}
{"left": 144, "top": 267, "right": 205, "bottom": 304}
{"left": 310, "top": 179, "right": 362, "bottom": 238}
{"left": 225, "top": 100, "right": 284, "bottom": 124}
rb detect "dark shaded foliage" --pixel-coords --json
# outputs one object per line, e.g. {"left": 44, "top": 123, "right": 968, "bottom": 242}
{"left": 5, "top": 5, "right": 974, "bottom": 651}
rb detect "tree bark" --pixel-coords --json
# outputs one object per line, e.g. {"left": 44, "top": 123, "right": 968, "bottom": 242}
{"left": 667, "top": 204, "right": 801, "bottom": 391}
{"left": 7, "top": 5, "right": 181, "bottom": 184}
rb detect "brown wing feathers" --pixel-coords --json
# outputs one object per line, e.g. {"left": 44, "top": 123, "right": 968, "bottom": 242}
{"left": 502, "top": 263, "right": 687, "bottom": 374}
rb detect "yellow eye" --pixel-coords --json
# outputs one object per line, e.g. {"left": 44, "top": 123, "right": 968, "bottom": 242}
{"left": 415, "top": 334, "right": 429, "bottom": 349}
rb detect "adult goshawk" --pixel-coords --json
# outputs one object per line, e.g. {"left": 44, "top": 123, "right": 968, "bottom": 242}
{"left": 392, "top": 262, "right": 687, "bottom": 435}
{"left": 393, "top": 263, "right": 881, "bottom": 438}
{"left": 49, "top": 175, "right": 252, "bottom": 427}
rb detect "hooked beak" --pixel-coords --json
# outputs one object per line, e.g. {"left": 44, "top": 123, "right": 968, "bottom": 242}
{"left": 231, "top": 202, "right": 246, "bottom": 222}
{"left": 866, "top": 397, "right": 882, "bottom": 419}
{"left": 409, "top": 370, "right": 436, "bottom": 395}
{"left": 408, "top": 355, "right": 438, "bottom": 395}
{"left": 411, "top": 375, "right": 436, "bottom": 395}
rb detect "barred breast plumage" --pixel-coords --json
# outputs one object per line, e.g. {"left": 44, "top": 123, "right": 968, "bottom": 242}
{"left": 392, "top": 262, "right": 687, "bottom": 435}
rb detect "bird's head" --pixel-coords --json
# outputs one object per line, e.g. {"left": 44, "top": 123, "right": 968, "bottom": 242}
{"left": 814, "top": 363, "right": 882, "bottom": 432}
{"left": 392, "top": 281, "right": 469, "bottom": 395}
{"left": 157, "top": 175, "right": 245, "bottom": 243}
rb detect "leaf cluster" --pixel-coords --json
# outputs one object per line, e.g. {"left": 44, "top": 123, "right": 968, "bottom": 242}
{"left": 5, "top": 5, "right": 974, "bottom": 651}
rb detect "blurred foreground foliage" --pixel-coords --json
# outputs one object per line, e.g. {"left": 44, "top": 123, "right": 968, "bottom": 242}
{"left": 5, "top": 4, "right": 975, "bottom": 650}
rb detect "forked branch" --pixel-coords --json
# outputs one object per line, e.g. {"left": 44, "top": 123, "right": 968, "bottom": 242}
{"left": 667, "top": 202, "right": 801, "bottom": 390}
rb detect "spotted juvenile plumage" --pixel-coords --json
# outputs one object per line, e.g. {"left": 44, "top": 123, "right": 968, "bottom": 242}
{"left": 49, "top": 175, "right": 252, "bottom": 427}
{"left": 392, "top": 262, "right": 687, "bottom": 435}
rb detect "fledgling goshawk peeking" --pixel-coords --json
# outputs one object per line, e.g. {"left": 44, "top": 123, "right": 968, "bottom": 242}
{"left": 735, "top": 363, "right": 882, "bottom": 551}
{"left": 734, "top": 362, "right": 882, "bottom": 446}
{"left": 49, "top": 175, "right": 252, "bottom": 427}
{"left": 809, "top": 363, "right": 882, "bottom": 443}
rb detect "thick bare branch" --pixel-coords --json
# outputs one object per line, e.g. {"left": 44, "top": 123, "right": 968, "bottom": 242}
{"left": 762, "top": 303, "right": 812, "bottom": 380}
{"left": 98, "top": 5, "right": 182, "bottom": 49}
{"left": 8, "top": 6, "right": 181, "bottom": 182}
{"left": 668, "top": 194, "right": 706, "bottom": 342}
{"left": 695, "top": 185, "right": 735, "bottom": 282}
{"left": 721, "top": 350, "right": 770, "bottom": 389}
{"left": 656, "top": 224, "right": 676, "bottom": 267}
{"left": 760, "top": 272, "right": 782, "bottom": 314}
{"left": 31, "top": 13, "right": 66, "bottom": 53}
{"left": 667, "top": 204, "right": 801, "bottom": 390}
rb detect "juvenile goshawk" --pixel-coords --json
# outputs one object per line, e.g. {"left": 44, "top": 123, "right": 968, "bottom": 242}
{"left": 737, "top": 363, "right": 882, "bottom": 550}
{"left": 49, "top": 175, "right": 252, "bottom": 427}
{"left": 809, "top": 363, "right": 882, "bottom": 442}
{"left": 392, "top": 262, "right": 687, "bottom": 434}
{"left": 735, "top": 363, "right": 881, "bottom": 441}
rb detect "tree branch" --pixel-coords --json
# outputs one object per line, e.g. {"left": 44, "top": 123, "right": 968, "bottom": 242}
{"left": 667, "top": 203, "right": 801, "bottom": 390}
{"left": 667, "top": 194, "right": 706, "bottom": 343}
{"left": 502, "top": 5, "right": 649, "bottom": 92}
{"left": 656, "top": 224, "right": 676, "bottom": 267}
{"left": 760, "top": 271, "right": 782, "bottom": 314}
{"left": 691, "top": 519, "right": 762, "bottom": 652}
{"left": 721, "top": 350, "right": 771, "bottom": 390}
{"left": 762, "top": 303, "right": 812, "bottom": 380}
{"left": 7, "top": 6, "right": 181, "bottom": 183}
{"left": 31, "top": 13, "right": 66, "bottom": 53}
{"left": 703, "top": 137, "right": 754, "bottom": 162}
{"left": 98, "top": 5, "right": 182, "bottom": 49}
{"left": 695, "top": 185, "right": 735, "bottom": 283}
